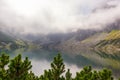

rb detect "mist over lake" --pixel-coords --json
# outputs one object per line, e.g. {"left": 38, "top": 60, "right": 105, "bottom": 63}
{"left": 0, "top": 0, "right": 120, "bottom": 79}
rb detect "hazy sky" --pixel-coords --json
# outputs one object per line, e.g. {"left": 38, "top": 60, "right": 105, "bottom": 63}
{"left": 0, "top": 0, "right": 120, "bottom": 34}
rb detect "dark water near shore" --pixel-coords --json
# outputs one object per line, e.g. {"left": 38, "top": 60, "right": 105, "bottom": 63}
{"left": 0, "top": 48, "right": 120, "bottom": 78}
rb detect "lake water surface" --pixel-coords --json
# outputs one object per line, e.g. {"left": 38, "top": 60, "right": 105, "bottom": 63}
{"left": 0, "top": 49, "right": 120, "bottom": 78}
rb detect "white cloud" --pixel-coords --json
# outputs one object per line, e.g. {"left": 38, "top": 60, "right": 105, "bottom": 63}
{"left": 0, "top": 0, "right": 120, "bottom": 34}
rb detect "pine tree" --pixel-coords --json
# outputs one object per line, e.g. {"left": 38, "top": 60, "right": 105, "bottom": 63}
{"left": 0, "top": 53, "right": 9, "bottom": 80}
{"left": 75, "top": 66, "right": 92, "bottom": 80}
{"left": 25, "top": 71, "right": 39, "bottom": 80}
{"left": 65, "top": 69, "right": 72, "bottom": 80}
{"left": 98, "top": 68, "right": 113, "bottom": 80}
{"left": 50, "top": 53, "right": 65, "bottom": 80}
{"left": 0, "top": 52, "right": 118, "bottom": 80}
{"left": 0, "top": 53, "right": 9, "bottom": 68}
{"left": 8, "top": 54, "right": 32, "bottom": 80}
{"left": 39, "top": 69, "right": 53, "bottom": 80}
{"left": 91, "top": 71, "right": 99, "bottom": 80}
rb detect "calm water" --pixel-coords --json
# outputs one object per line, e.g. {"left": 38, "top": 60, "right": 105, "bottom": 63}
{"left": 0, "top": 48, "right": 120, "bottom": 78}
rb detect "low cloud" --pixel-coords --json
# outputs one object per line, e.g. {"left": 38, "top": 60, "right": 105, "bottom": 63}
{"left": 0, "top": 0, "right": 120, "bottom": 34}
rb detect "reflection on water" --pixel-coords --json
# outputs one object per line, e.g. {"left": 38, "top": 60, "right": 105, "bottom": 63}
{"left": 0, "top": 48, "right": 120, "bottom": 78}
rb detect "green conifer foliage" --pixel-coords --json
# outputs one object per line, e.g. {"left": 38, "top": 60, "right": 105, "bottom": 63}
{"left": 91, "top": 71, "right": 99, "bottom": 80}
{"left": 39, "top": 69, "right": 52, "bottom": 80}
{"left": 0, "top": 53, "right": 119, "bottom": 80}
{"left": 50, "top": 53, "right": 65, "bottom": 80}
{"left": 0, "top": 53, "right": 9, "bottom": 80}
{"left": 98, "top": 68, "right": 113, "bottom": 80}
{"left": 74, "top": 66, "right": 92, "bottom": 80}
{"left": 65, "top": 69, "right": 72, "bottom": 80}
{"left": 0, "top": 54, "right": 9, "bottom": 68}
{"left": 8, "top": 54, "right": 32, "bottom": 80}
{"left": 26, "top": 71, "right": 39, "bottom": 80}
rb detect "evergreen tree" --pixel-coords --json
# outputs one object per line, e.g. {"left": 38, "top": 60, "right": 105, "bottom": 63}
{"left": 0, "top": 52, "right": 119, "bottom": 80}
{"left": 8, "top": 54, "right": 32, "bottom": 80}
{"left": 65, "top": 69, "right": 72, "bottom": 80}
{"left": 26, "top": 71, "right": 39, "bottom": 80}
{"left": 98, "top": 68, "right": 113, "bottom": 80}
{"left": 91, "top": 71, "right": 99, "bottom": 80}
{"left": 50, "top": 53, "right": 65, "bottom": 80}
{"left": 75, "top": 66, "right": 92, "bottom": 80}
{"left": 40, "top": 53, "right": 66, "bottom": 80}
{"left": 0, "top": 53, "right": 9, "bottom": 80}
{"left": 39, "top": 69, "right": 53, "bottom": 80}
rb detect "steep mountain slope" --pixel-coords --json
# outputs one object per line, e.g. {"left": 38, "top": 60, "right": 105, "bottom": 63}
{"left": 53, "top": 32, "right": 108, "bottom": 53}
{"left": 81, "top": 32, "right": 108, "bottom": 46}
{"left": 95, "top": 30, "right": 120, "bottom": 54}
{"left": 0, "top": 31, "right": 27, "bottom": 50}
{"left": 34, "top": 29, "right": 98, "bottom": 49}
{"left": 37, "top": 29, "right": 120, "bottom": 54}
{"left": 0, "top": 31, "right": 14, "bottom": 42}
{"left": 105, "top": 30, "right": 120, "bottom": 40}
